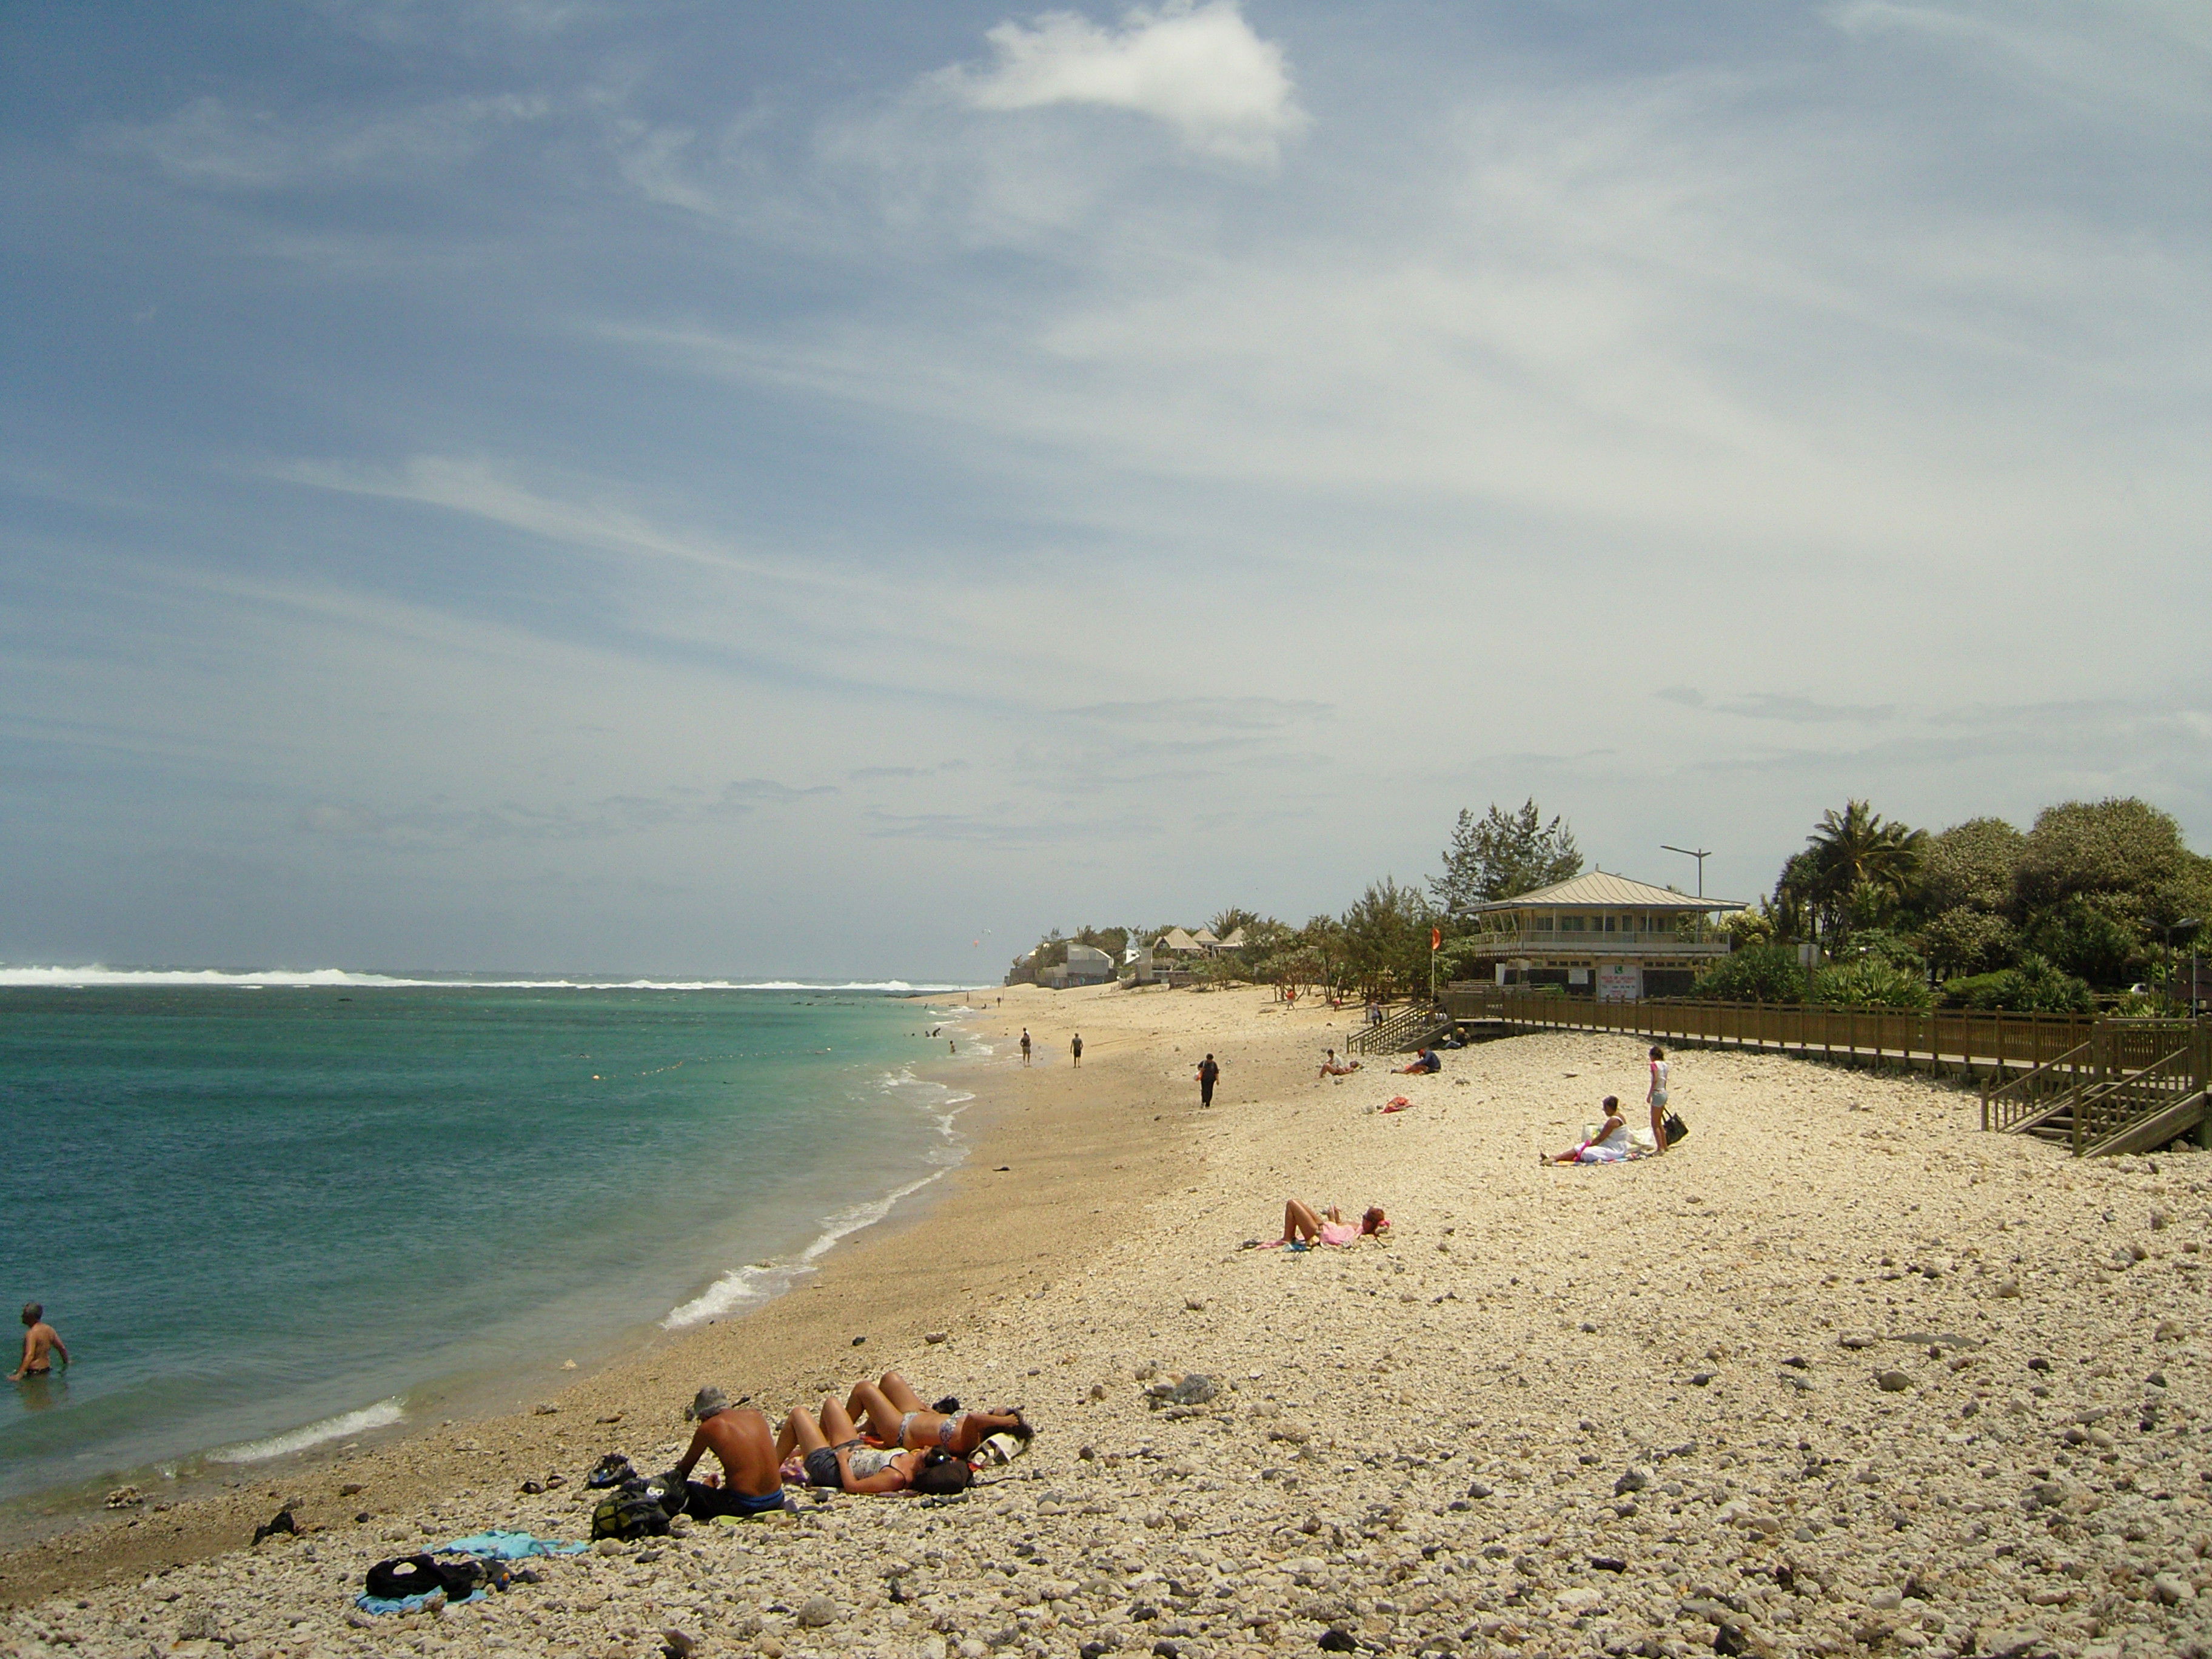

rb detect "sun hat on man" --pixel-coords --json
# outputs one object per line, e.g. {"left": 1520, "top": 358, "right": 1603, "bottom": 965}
{"left": 691, "top": 1386, "right": 731, "bottom": 1420}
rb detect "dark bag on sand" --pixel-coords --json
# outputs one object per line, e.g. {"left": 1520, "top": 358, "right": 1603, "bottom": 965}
{"left": 585, "top": 1452, "right": 636, "bottom": 1489}
{"left": 366, "top": 1555, "right": 492, "bottom": 1601}
{"left": 1663, "top": 1113, "right": 1688, "bottom": 1147}
{"left": 591, "top": 1480, "right": 674, "bottom": 1541}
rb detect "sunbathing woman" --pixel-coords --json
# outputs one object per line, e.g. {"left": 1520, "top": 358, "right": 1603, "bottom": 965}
{"left": 1547, "top": 1096, "right": 1632, "bottom": 1163}
{"left": 775, "top": 1397, "right": 972, "bottom": 1495}
{"left": 1318, "top": 1048, "right": 1361, "bottom": 1079}
{"left": 1258, "top": 1199, "right": 1387, "bottom": 1248}
{"left": 845, "top": 1372, "right": 1030, "bottom": 1456}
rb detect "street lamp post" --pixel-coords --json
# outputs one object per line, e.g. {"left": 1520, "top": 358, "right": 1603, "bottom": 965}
{"left": 2164, "top": 918, "right": 2202, "bottom": 1014}
{"left": 1661, "top": 844, "right": 1711, "bottom": 899}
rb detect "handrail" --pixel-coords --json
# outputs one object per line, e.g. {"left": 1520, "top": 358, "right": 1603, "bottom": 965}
{"left": 1353, "top": 1002, "right": 1450, "bottom": 1056}
{"left": 1982, "top": 1039, "right": 2094, "bottom": 1133}
{"left": 2073, "top": 1045, "right": 2199, "bottom": 1156}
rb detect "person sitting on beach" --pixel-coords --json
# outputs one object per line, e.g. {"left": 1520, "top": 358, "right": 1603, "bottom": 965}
{"left": 671, "top": 1387, "right": 788, "bottom": 1518}
{"left": 8, "top": 1304, "right": 66, "bottom": 1382}
{"left": 1317, "top": 1048, "right": 1361, "bottom": 1078}
{"left": 1547, "top": 1096, "right": 1634, "bottom": 1164}
{"left": 1255, "top": 1200, "right": 1387, "bottom": 1249}
{"left": 843, "top": 1372, "right": 1031, "bottom": 1456}
{"left": 776, "top": 1397, "right": 973, "bottom": 1496}
{"left": 1395, "top": 1047, "right": 1442, "bottom": 1075}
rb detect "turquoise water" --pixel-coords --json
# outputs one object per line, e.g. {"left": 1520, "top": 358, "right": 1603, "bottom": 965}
{"left": 0, "top": 982, "right": 973, "bottom": 1517}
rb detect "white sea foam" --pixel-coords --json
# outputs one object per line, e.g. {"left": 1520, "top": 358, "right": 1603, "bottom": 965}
{"left": 662, "top": 1073, "right": 971, "bottom": 1330}
{"left": 207, "top": 1398, "right": 406, "bottom": 1463}
{"left": 0, "top": 964, "right": 965, "bottom": 992}
{"left": 660, "top": 1167, "right": 951, "bottom": 1329}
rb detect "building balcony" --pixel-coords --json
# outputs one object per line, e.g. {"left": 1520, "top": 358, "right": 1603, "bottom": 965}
{"left": 1459, "top": 930, "right": 1731, "bottom": 958}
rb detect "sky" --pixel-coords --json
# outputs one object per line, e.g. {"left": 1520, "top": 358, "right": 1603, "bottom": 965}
{"left": 1, "top": 1, "right": 2206, "bottom": 980}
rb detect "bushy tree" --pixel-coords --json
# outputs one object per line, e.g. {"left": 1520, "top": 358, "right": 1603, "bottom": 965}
{"left": 1814, "top": 958, "right": 1933, "bottom": 1011}
{"left": 1430, "top": 800, "right": 1583, "bottom": 913}
{"left": 1692, "top": 945, "right": 1808, "bottom": 1004}
{"left": 1919, "top": 817, "right": 2023, "bottom": 916}
{"left": 1208, "top": 907, "right": 1261, "bottom": 942}
{"left": 1946, "top": 954, "right": 2094, "bottom": 1014}
{"left": 1339, "top": 878, "right": 1438, "bottom": 998}
{"left": 2022, "top": 893, "right": 2145, "bottom": 985}
{"left": 1922, "top": 908, "right": 2018, "bottom": 978}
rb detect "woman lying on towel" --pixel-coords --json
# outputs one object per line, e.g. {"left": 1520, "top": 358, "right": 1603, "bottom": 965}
{"left": 1547, "top": 1096, "right": 1635, "bottom": 1164}
{"left": 1250, "top": 1199, "right": 1388, "bottom": 1250}
{"left": 843, "top": 1372, "right": 1030, "bottom": 1457}
{"left": 776, "top": 1396, "right": 973, "bottom": 1495}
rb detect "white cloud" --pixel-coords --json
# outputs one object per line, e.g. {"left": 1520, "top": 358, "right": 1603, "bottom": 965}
{"left": 90, "top": 93, "right": 549, "bottom": 190}
{"left": 941, "top": 1, "right": 1305, "bottom": 161}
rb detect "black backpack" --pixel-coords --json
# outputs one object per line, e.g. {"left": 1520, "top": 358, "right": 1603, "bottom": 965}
{"left": 366, "top": 1555, "right": 493, "bottom": 1601}
{"left": 590, "top": 1472, "right": 685, "bottom": 1541}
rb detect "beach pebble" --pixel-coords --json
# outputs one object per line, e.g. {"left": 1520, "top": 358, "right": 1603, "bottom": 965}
{"left": 925, "top": 1331, "right": 949, "bottom": 1344}
{"left": 796, "top": 1595, "right": 840, "bottom": 1627}
{"left": 1876, "top": 1369, "right": 1913, "bottom": 1392}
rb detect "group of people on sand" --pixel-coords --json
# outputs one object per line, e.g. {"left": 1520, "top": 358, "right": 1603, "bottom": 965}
{"left": 670, "top": 1371, "right": 1031, "bottom": 1517}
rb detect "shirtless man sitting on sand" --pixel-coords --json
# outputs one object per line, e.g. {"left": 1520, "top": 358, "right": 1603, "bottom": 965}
{"left": 1317, "top": 1048, "right": 1361, "bottom": 1078}
{"left": 843, "top": 1372, "right": 1030, "bottom": 1457}
{"left": 671, "top": 1387, "right": 787, "bottom": 1518}
{"left": 9, "top": 1304, "right": 67, "bottom": 1382}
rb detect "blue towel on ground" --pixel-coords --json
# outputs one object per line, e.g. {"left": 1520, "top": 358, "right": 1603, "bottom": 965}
{"left": 354, "top": 1587, "right": 488, "bottom": 1615}
{"left": 441, "top": 1530, "right": 588, "bottom": 1560}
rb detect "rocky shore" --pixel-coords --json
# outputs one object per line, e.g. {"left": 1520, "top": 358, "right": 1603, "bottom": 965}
{"left": 7, "top": 990, "right": 2211, "bottom": 1659}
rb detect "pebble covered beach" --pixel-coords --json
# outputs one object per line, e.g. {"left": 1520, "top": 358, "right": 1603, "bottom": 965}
{"left": 7, "top": 984, "right": 2212, "bottom": 1659}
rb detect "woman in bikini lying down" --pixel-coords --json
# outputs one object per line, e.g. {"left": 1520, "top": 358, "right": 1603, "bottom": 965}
{"left": 1252, "top": 1199, "right": 1387, "bottom": 1249}
{"left": 844, "top": 1372, "right": 1030, "bottom": 1457}
{"left": 775, "top": 1395, "right": 973, "bottom": 1495}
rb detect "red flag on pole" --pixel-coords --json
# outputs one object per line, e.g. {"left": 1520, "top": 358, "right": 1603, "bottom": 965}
{"left": 1431, "top": 927, "right": 1442, "bottom": 951}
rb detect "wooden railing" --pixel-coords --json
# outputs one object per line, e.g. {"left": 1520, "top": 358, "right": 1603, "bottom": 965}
{"left": 1442, "top": 986, "right": 2102, "bottom": 1078}
{"left": 1353, "top": 1002, "right": 1453, "bottom": 1056}
{"left": 1982, "top": 1039, "right": 2096, "bottom": 1132}
{"left": 2072, "top": 1044, "right": 2203, "bottom": 1155}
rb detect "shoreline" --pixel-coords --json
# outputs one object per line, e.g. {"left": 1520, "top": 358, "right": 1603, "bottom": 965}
{"left": 0, "top": 981, "right": 1205, "bottom": 1606}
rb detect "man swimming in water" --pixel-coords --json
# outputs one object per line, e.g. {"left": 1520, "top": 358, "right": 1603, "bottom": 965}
{"left": 671, "top": 1387, "right": 786, "bottom": 1517}
{"left": 9, "top": 1304, "right": 67, "bottom": 1382}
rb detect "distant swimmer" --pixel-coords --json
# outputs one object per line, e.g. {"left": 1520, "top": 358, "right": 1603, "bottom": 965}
{"left": 948, "top": 1038, "right": 956, "bottom": 1054}
{"left": 1070, "top": 1033, "right": 1083, "bottom": 1067}
{"left": 10, "top": 1303, "right": 67, "bottom": 1382}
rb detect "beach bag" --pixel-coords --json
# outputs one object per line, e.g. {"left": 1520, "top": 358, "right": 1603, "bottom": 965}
{"left": 591, "top": 1481, "right": 672, "bottom": 1541}
{"left": 1663, "top": 1113, "right": 1688, "bottom": 1147}
{"left": 585, "top": 1452, "right": 636, "bottom": 1489}
{"left": 365, "top": 1555, "right": 490, "bottom": 1601}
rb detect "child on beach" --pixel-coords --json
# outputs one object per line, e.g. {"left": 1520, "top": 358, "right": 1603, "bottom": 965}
{"left": 9, "top": 1304, "right": 67, "bottom": 1382}
{"left": 1647, "top": 1046, "right": 1670, "bottom": 1154}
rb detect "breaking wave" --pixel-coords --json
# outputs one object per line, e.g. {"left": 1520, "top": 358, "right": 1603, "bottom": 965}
{"left": 207, "top": 1398, "right": 406, "bottom": 1464}
{"left": 0, "top": 965, "right": 966, "bottom": 992}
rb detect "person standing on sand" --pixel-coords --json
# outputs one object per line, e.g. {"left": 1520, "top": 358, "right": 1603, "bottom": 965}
{"left": 1198, "top": 1053, "right": 1219, "bottom": 1107}
{"left": 672, "top": 1387, "right": 787, "bottom": 1517}
{"left": 1070, "top": 1033, "right": 1083, "bottom": 1067}
{"left": 1019, "top": 1029, "right": 1032, "bottom": 1066}
{"left": 10, "top": 1303, "right": 67, "bottom": 1382}
{"left": 1647, "top": 1045, "right": 1671, "bottom": 1153}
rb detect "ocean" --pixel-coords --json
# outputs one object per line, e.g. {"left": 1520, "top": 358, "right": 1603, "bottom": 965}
{"left": 0, "top": 974, "right": 977, "bottom": 1524}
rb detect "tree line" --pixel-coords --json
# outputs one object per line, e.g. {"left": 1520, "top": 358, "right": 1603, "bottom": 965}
{"left": 1004, "top": 795, "right": 2210, "bottom": 1013}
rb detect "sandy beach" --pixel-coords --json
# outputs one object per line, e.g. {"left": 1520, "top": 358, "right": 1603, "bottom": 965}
{"left": 7, "top": 980, "right": 2211, "bottom": 1659}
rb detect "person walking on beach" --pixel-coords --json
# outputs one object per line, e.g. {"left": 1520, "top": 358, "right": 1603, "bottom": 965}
{"left": 8, "top": 1304, "right": 67, "bottom": 1382}
{"left": 1019, "top": 1029, "right": 1032, "bottom": 1066}
{"left": 673, "top": 1387, "right": 788, "bottom": 1517}
{"left": 1646, "top": 1045, "right": 1671, "bottom": 1154}
{"left": 1070, "top": 1033, "right": 1083, "bottom": 1067}
{"left": 1197, "top": 1053, "right": 1219, "bottom": 1107}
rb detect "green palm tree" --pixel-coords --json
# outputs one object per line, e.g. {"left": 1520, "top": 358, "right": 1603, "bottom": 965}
{"left": 1801, "top": 800, "right": 1926, "bottom": 943}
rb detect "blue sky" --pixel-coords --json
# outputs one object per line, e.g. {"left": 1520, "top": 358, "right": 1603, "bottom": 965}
{"left": 2, "top": 1, "right": 2205, "bottom": 979}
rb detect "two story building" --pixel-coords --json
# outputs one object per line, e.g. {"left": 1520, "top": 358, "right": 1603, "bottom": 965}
{"left": 1452, "top": 871, "right": 1746, "bottom": 1001}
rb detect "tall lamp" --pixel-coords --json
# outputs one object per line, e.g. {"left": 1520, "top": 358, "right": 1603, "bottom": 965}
{"left": 2167, "top": 918, "right": 2202, "bottom": 1014}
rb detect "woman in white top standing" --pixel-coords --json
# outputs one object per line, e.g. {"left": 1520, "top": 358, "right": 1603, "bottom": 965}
{"left": 1647, "top": 1045, "right": 1671, "bottom": 1154}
